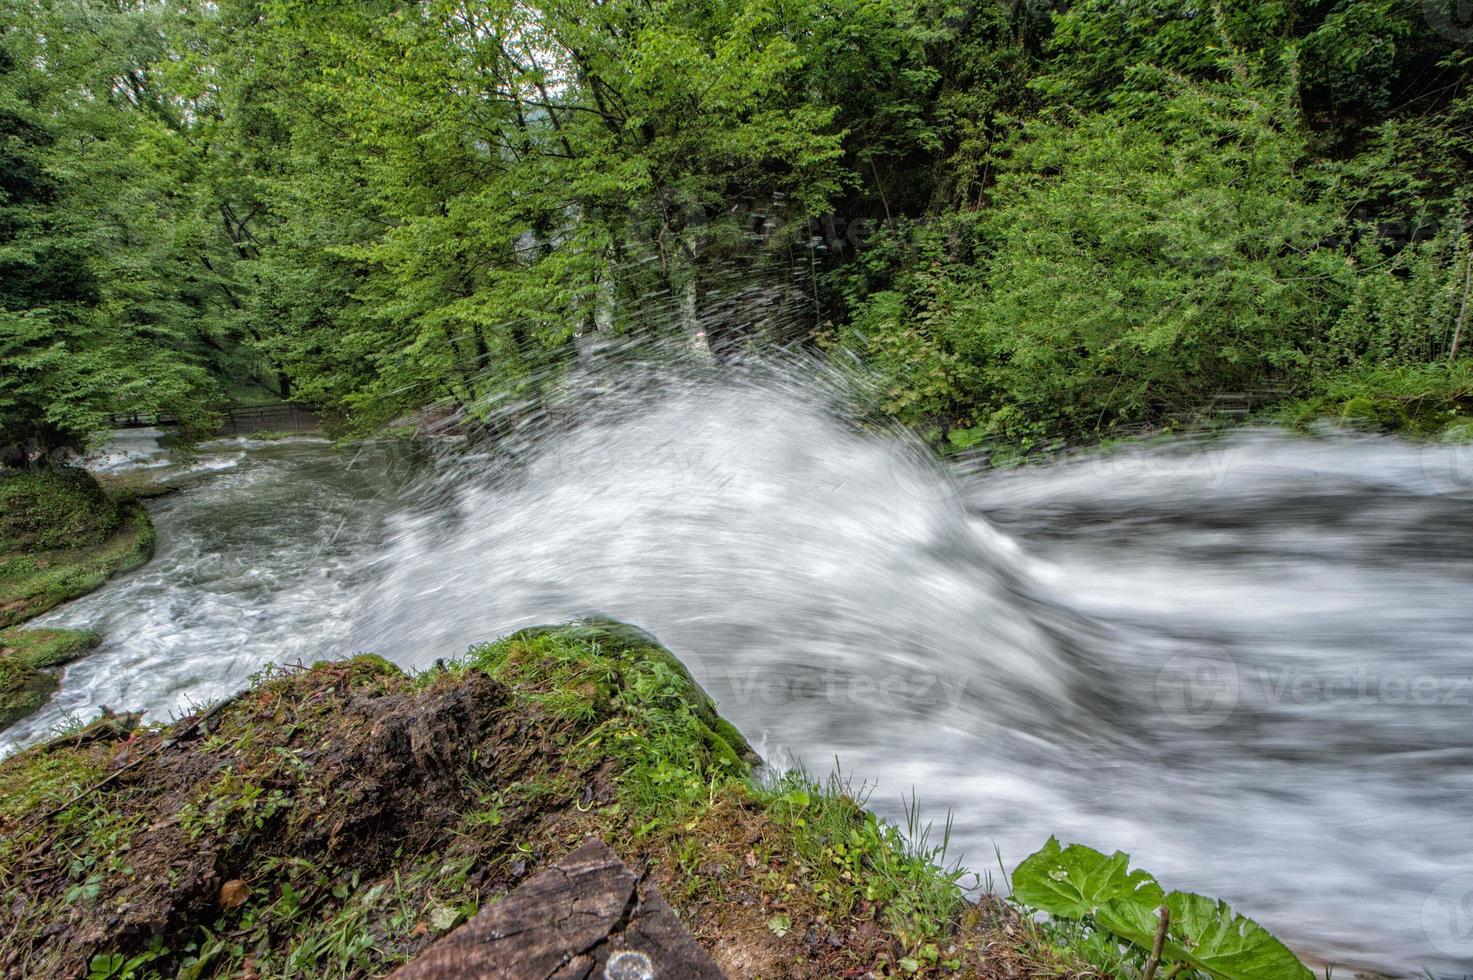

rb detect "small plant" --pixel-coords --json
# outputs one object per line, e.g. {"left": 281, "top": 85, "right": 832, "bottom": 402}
{"left": 1011, "top": 837, "right": 1312, "bottom": 980}
{"left": 87, "top": 944, "right": 166, "bottom": 980}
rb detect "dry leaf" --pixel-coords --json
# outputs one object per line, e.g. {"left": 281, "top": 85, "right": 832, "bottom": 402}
{"left": 218, "top": 879, "right": 250, "bottom": 910}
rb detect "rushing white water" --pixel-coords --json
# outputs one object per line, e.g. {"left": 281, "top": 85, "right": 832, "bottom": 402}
{"left": 5, "top": 377, "right": 1473, "bottom": 976}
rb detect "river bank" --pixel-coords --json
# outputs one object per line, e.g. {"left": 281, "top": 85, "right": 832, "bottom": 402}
{"left": 0, "top": 469, "right": 159, "bottom": 730}
{"left": 0, "top": 621, "right": 1314, "bottom": 979}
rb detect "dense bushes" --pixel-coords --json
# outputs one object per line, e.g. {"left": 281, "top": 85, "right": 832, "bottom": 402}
{"left": 2, "top": 0, "right": 1470, "bottom": 453}
{"left": 833, "top": 3, "right": 1473, "bottom": 453}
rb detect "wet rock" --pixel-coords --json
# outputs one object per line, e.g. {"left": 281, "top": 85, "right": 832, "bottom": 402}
{"left": 390, "top": 839, "right": 726, "bottom": 980}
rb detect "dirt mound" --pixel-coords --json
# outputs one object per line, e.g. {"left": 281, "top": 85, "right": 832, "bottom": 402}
{"left": 0, "top": 657, "right": 584, "bottom": 977}
{"left": 0, "top": 624, "right": 1094, "bottom": 980}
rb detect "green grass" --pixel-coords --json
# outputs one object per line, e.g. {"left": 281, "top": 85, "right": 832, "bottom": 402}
{"left": 0, "top": 486, "right": 155, "bottom": 631}
{"left": 0, "top": 627, "right": 101, "bottom": 729}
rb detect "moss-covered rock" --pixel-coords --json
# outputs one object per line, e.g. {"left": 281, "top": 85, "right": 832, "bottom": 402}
{"left": 0, "top": 467, "right": 157, "bottom": 732}
{"left": 0, "top": 627, "right": 101, "bottom": 729}
{"left": 0, "top": 496, "right": 154, "bottom": 631}
{"left": 0, "top": 468, "right": 120, "bottom": 553}
{"left": 0, "top": 622, "right": 1094, "bottom": 980}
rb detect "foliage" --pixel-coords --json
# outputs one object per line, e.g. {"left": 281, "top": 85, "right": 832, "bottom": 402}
{"left": 3, "top": 0, "right": 1472, "bottom": 450}
{"left": 0, "top": 6, "right": 230, "bottom": 464}
{"left": 1012, "top": 837, "right": 1314, "bottom": 980}
{"left": 837, "top": 2, "right": 1473, "bottom": 448}
{"left": 961, "top": 76, "right": 1346, "bottom": 444}
{"left": 847, "top": 72, "right": 1361, "bottom": 449}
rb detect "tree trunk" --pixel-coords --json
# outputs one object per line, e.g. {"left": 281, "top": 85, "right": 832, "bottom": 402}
{"left": 1449, "top": 251, "right": 1471, "bottom": 361}
{"left": 678, "top": 233, "right": 710, "bottom": 357}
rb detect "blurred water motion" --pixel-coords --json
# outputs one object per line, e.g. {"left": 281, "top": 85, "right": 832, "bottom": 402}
{"left": 8, "top": 374, "right": 1473, "bottom": 976}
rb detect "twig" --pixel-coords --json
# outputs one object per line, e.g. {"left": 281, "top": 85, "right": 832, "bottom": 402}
{"left": 870, "top": 157, "right": 893, "bottom": 228}
{"left": 12, "top": 691, "right": 246, "bottom": 837}
{"left": 1143, "top": 905, "right": 1171, "bottom": 980}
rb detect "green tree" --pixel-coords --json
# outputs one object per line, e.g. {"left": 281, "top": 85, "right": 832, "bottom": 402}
{"left": 0, "top": 10, "right": 215, "bottom": 467}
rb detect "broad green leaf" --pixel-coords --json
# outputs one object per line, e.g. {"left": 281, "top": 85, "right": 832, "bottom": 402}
{"left": 1160, "top": 892, "right": 1314, "bottom": 980}
{"left": 1014, "top": 839, "right": 1313, "bottom": 980}
{"left": 1010, "top": 837, "right": 1163, "bottom": 919}
{"left": 1096, "top": 893, "right": 1176, "bottom": 953}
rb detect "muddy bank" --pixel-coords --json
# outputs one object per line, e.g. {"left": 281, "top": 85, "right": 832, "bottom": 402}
{"left": 0, "top": 622, "right": 1094, "bottom": 979}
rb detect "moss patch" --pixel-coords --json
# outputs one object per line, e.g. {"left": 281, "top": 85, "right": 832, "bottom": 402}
{"left": 0, "top": 628, "right": 102, "bottom": 730}
{"left": 0, "top": 486, "right": 155, "bottom": 631}
{"left": 0, "top": 622, "right": 1097, "bottom": 979}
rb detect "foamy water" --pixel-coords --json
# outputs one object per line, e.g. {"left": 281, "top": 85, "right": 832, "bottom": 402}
{"left": 7, "top": 374, "right": 1473, "bottom": 976}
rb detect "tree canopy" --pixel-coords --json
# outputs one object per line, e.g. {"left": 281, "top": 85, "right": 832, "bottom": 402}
{"left": 2, "top": 0, "right": 1470, "bottom": 462}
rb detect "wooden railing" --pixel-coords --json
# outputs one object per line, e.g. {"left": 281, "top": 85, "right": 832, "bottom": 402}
{"left": 108, "top": 404, "right": 319, "bottom": 435}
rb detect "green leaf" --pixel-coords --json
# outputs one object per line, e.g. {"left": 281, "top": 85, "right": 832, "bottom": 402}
{"left": 428, "top": 905, "right": 461, "bottom": 932}
{"left": 1010, "top": 837, "right": 1163, "bottom": 919}
{"left": 87, "top": 954, "right": 123, "bottom": 980}
{"left": 1161, "top": 892, "right": 1314, "bottom": 980}
{"left": 1012, "top": 840, "right": 1314, "bottom": 980}
{"left": 766, "top": 913, "right": 792, "bottom": 937}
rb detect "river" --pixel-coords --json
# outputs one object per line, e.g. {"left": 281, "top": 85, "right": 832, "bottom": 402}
{"left": 3, "top": 375, "right": 1471, "bottom": 977}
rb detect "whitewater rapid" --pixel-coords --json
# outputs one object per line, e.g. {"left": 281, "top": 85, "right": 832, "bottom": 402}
{"left": 6, "top": 377, "right": 1473, "bottom": 976}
